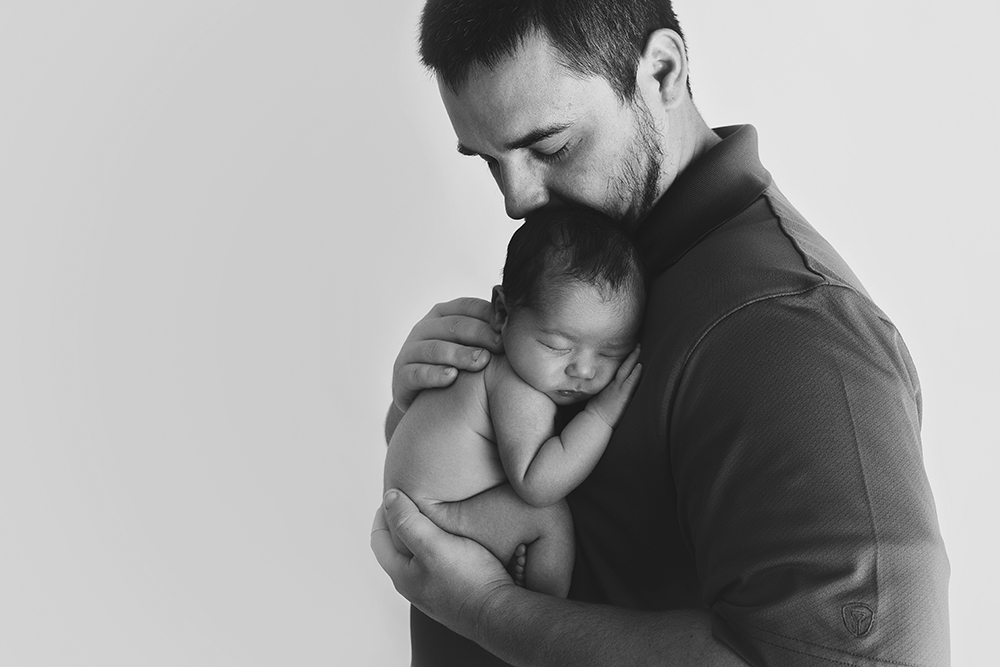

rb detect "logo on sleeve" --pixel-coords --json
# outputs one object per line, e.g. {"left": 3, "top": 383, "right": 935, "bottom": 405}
{"left": 842, "top": 603, "right": 875, "bottom": 637}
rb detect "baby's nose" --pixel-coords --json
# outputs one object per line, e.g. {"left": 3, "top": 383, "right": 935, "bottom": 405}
{"left": 566, "top": 358, "right": 596, "bottom": 380}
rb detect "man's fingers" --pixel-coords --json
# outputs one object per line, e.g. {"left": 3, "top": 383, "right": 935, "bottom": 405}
{"left": 371, "top": 491, "right": 441, "bottom": 594}
{"left": 427, "top": 297, "right": 494, "bottom": 324}
{"left": 395, "top": 336, "right": 493, "bottom": 386}
{"left": 397, "top": 361, "right": 459, "bottom": 394}
{"left": 382, "top": 489, "right": 444, "bottom": 560}
{"left": 371, "top": 506, "right": 407, "bottom": 577}
{"left": 412, "top": 315, "right": 503, "bottom": 355}
{"left": 372, "top": 491, "right": 513, "bottom": 632}
{"left": 390, "top": 297, "right": 503, "bottom": 412}
{"left": 393, "top": 356, "right": 488, "bottom": 411}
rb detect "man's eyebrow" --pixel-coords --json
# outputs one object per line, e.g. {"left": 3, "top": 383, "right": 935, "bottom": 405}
{"left": 504, "top": 122, "right": 572, "bottom": 150}
{"left": 456, "top": 122, "right": 573, "bottom": 156}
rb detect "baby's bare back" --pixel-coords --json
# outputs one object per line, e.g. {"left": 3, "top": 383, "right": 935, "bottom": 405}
{"left": 384, "top": 369, "right": 507, "bottom": 504}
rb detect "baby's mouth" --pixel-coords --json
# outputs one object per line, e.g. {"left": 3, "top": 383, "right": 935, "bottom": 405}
{"left": 556, "top": 389, "right": 589, "bottom": 399}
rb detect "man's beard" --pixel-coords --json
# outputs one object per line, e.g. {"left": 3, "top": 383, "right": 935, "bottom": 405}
{"left": 611, "top": 98, "right": 664, "bottom": 232}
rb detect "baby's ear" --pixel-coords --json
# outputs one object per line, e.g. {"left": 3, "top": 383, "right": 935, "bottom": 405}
{"left": 490, "top": 285, "right": 509, "bottom": 333}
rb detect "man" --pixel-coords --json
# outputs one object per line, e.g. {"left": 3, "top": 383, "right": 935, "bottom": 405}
{"left": 371, "top": 1, "right": 950, "bottom": 665}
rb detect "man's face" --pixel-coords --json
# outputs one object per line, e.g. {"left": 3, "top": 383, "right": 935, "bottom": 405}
{"left": 439, "top": 32, "right": 666, "bottom": 230}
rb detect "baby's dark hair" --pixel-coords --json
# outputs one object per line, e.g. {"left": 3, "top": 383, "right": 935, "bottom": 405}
{"left": 502, "top": 206, "right": 646, "bottom": 314}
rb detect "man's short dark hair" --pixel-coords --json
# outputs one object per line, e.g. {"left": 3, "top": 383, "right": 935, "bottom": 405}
{"left": 419, "top": 0, "right": 687, "bottom": 101}
{"left": 502, "top": 206, "right": 646, "bottom": 315}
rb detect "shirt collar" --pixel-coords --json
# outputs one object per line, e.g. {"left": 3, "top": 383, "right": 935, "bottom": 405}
{"left": 634, "top": 124, "right": 772, "bottom": 277}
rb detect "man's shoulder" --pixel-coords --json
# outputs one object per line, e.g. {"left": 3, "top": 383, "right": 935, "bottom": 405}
{"left": 761, "top": 185, "right": 873, "bottom": 296}
{"left": 638, "top": 185, "right": 909, "bottom": 400}
{"left": 647, "top": 185, "right": 879, "bottom": 329}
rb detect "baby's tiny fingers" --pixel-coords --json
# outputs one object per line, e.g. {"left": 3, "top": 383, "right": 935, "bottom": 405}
{"left": 616, "top": 346, "right": 642, "bottom": 379}
{"left": 613, "top": 363, "right": 642, "bottom": 405}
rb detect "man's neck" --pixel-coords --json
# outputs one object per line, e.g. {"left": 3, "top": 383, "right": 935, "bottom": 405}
{"left": 676, "top": 105, "right": 722, "bottom": 177}
{"left": 688, "top": 118, "right": 723, "bottom": 165}
{"left": 654, "top": 105, "right": 722, "bottom": 206}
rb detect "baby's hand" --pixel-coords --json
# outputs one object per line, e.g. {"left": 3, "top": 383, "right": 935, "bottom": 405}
{"left": 585, "top": 346, "right": 642, "bottom": 429}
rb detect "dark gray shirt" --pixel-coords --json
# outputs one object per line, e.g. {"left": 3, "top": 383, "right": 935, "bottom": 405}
{"left": 411, "top": 124, "right": 949, "bottom": 667}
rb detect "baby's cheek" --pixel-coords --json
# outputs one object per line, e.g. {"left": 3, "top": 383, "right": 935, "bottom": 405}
{"left": 596, "top": 364, "right": 618, "bottom": 388}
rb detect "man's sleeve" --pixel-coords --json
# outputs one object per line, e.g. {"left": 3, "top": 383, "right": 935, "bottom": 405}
{"left": 669, "top": 285, "right": 949, "bottom": 666}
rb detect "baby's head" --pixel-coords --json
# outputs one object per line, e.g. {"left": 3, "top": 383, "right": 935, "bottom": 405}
{"left": 492, "top": 206, "right": 646, "bottom": 405}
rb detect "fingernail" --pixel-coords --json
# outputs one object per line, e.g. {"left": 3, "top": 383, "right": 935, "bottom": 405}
{"left": 384, "top": 490, "right": 398, "bottom": 508}
{"left": 443, "top": 367, "right": 456, "bottom": 377}
{"left": 472, "top": 348, "right": 483, "bottom": 362}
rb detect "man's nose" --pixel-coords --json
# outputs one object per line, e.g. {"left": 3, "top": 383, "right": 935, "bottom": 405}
{"left": 500, "top": 163, "right": 549, "bottom": 219}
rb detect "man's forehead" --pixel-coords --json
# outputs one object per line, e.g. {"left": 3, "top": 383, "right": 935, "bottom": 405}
{"left": 437, "top": 38, "right": 600, "bottom": 153}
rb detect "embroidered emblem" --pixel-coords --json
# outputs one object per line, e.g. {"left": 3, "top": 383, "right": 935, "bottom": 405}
{"left": 842, "top": 603, "right": 875, "bottom": 637}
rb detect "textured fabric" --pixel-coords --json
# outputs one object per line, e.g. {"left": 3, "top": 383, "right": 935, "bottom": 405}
{"left": 409, "top": 125, "right": 949, "bottom": 666}
{"left": 410, "top": 607, "right": 510, "bottom": 666}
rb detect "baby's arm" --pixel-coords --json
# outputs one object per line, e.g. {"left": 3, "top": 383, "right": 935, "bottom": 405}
{"left": 492, "top": 348, "right": 642, "bottom": 507}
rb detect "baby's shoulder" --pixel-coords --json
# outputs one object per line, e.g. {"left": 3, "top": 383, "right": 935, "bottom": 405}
{"left": 440, "top": 364, "right": 488, "bottom": 402}
{"left": 483, "top": 354, "right": 522, "bottom": 393}
{"left": 484, "top": 355, "right": 553, "bottom": 409}
{"left": 404, "top": 365, "right": 489, "bottom": 429}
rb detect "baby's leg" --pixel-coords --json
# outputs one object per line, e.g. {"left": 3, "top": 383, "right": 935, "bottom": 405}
{"left": 425, "top": 484, "right": 574, "bottom": 598}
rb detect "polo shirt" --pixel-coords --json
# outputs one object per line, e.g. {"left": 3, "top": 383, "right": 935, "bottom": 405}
{"left": 410, "top": 125, "right": 949, "bottom": 666}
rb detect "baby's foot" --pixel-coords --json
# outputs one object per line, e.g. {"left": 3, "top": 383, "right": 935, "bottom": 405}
{"left": 508, "top": 543, "right": 527, "bottom": 587}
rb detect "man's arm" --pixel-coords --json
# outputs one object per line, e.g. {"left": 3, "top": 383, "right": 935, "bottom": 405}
{"left": 372, "top": 490, "right": 748, "bottom": 667}
{"left": 385, "top": 297, "right": 502, "bottom": 443}
{"left": 479, "top": 586, "right": 742, "bottom": 667}
{"left": 668, "top": 290, "right": 949, "bottom": 665}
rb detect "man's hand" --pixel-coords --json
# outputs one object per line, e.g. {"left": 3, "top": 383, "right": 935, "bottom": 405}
{"left": 371, "top": 488, "right": 746, "bottom": 666}
{"left": 371, "top": 489, "right": 514, "bottom": 635}
{"left": 585, "top": 346, "right": 642, "bottom": 429}
{"left": 392, "top": 298, "right": 503, "bottom": 412}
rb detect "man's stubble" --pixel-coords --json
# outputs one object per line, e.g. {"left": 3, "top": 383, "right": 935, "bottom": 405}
{"left": 613, "top": 97, "right": 664, "bottom": 233}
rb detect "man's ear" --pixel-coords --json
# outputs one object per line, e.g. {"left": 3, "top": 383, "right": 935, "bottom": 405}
{"left": 491, "top": 285, "right": 509, "bottom": 333}
{"left": 636, "top": 29, "right": 689, "bottom": 110}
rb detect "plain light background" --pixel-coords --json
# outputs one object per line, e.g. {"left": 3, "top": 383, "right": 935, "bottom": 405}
{"left": 1, "top": 1, "right": 995, "bottom": 665}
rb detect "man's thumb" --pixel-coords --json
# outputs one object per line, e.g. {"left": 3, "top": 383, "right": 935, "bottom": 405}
{"left": 383, "top": 489, "right": 432, "bottom": 553}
